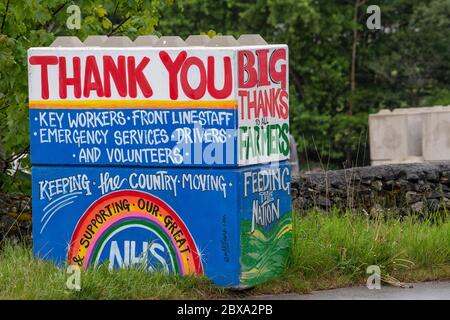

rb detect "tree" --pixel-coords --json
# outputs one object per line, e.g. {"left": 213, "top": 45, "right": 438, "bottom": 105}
{"left": 0, "top": 0, "right": 167, "bottom": 193}
{"left": 159, "top": 0, "right": 450, "bottom": 168}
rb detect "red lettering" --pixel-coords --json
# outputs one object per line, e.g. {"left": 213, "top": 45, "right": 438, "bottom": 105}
{"left": 238, "top": 50, "right": 257, "bottom": 88}
{"left": 256, "top": 49, "right": 270, "bottom": 86}
{"left": 239, "top": 87, "right": 289, "bottom": 120}
{"left": 207, "top": 56, "right": 232, "bottom": 99}
{"left": 103, "top": 55, "right": 127, "bottom": 97}
{"left": 29, "top": 56, "right": 58, "bottom": 100}
{"left": 83, "top": 56, "right": 104, "bottom": 98}
{"left": 238, "top": 90, "right": 248, "bottom": 120}
{"left": 264, "top": 89, "right": 272, "bottom": 118}
{"left": 271, "top": 88, "right": 281, "bottom": 118}
{"left": 256, "top": 91, "right": 265, "bottom": 118}
{"left": 279, "top": 89, "right": 289, "bottom": 119}
{"left": 180, "top": 57, "right": 206, "bottom": 100}
{"left": 127, "top": 56, "right": 152, "bottom": 98}
{"left": 159, "top": 51, "right": 187, "bottom": 100}
{"left": 247, "top": 91, "right": 257, "bottom": 119}
{"left": 59, "top": 57, "right": 81, "bottom": 99}
{"left": 269, "top": 48, "right": 287, "bottom": 89}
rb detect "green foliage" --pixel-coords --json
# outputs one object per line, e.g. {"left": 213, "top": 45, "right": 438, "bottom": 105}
{"left": 0, "top": 1, "right": 167, "bottom": 193}
{"left": 0, "top": 169, "right": 31, "bottom": 194}
{"left": 158, "top": 0, "right": 450, "bottom": 166}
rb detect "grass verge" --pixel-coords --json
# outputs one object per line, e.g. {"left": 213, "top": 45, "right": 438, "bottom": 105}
{"left": 0, "top": 211, "right": 448, "bottom": 299}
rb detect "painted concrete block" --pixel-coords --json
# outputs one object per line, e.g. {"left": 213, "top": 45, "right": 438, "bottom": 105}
{"left": 422, "top": 109, "right": 450, "bottom": 161}
{"left": 28, "top": 44, "right": 289, "bottom": 167}
{"left": 29, "top": 36, "right": 292, "bottom": 287}
{"left": 32, "top": 162, "right": 292, "bottom": 287}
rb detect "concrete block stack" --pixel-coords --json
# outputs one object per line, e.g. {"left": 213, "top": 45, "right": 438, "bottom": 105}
{"left": 27, "top": 34, "right": 292, "bottom": 287}
{"left": 369, "top": 106, "right": 450, "bottom": 165}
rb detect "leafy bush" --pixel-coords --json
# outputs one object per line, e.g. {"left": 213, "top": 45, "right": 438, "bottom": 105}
{"left": 0, "top": 1, "right": 166, "bottom": 193}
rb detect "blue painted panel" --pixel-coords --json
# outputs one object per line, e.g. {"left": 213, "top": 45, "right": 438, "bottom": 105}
{"left": 32, "top": 162, "right": 292, "bottom": 286}
{"left": 29, "top": 108, "right": 237, "bottom": 167}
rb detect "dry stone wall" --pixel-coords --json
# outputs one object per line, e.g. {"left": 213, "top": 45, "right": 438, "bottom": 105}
{"left": 0, "top": 193, "right": 31, "bottom": 244}
{"left": 292, "top": 162, "right": 450, "bottom": 215}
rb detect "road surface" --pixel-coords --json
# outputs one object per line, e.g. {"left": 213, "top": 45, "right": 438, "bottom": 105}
{"left": 250, "top": 281, "right": 450, "bottom": 300}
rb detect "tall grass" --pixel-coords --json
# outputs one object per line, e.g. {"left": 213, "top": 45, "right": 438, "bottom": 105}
{"left": 291, "top": 210, "right": 449, "bottom": 277}
{"left": 0, "top": 244, "right": 223, "bottom": 300}
{"left": 260, "top": 209, "right": 450, "bottom": 293}
{"left": 0, "top": 210, "right": 449, "bottom": 299}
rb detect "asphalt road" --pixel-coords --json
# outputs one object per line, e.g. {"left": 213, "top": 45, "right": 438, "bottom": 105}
{"left": 250, "top": 281, "right": 450, "bottom": 300}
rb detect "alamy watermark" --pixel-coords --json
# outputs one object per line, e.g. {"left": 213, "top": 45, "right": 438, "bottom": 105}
{"left": 66, "top": 265, "right": 81, "bottom": 291}
{"left": 66, "top": 5, "right": 81, "bottom": 30}
{"left": 366, "top": 265, "right": 381, "bottom": 290}
{"left": 366, "top": 5, "right": 381, "bottom": 30}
